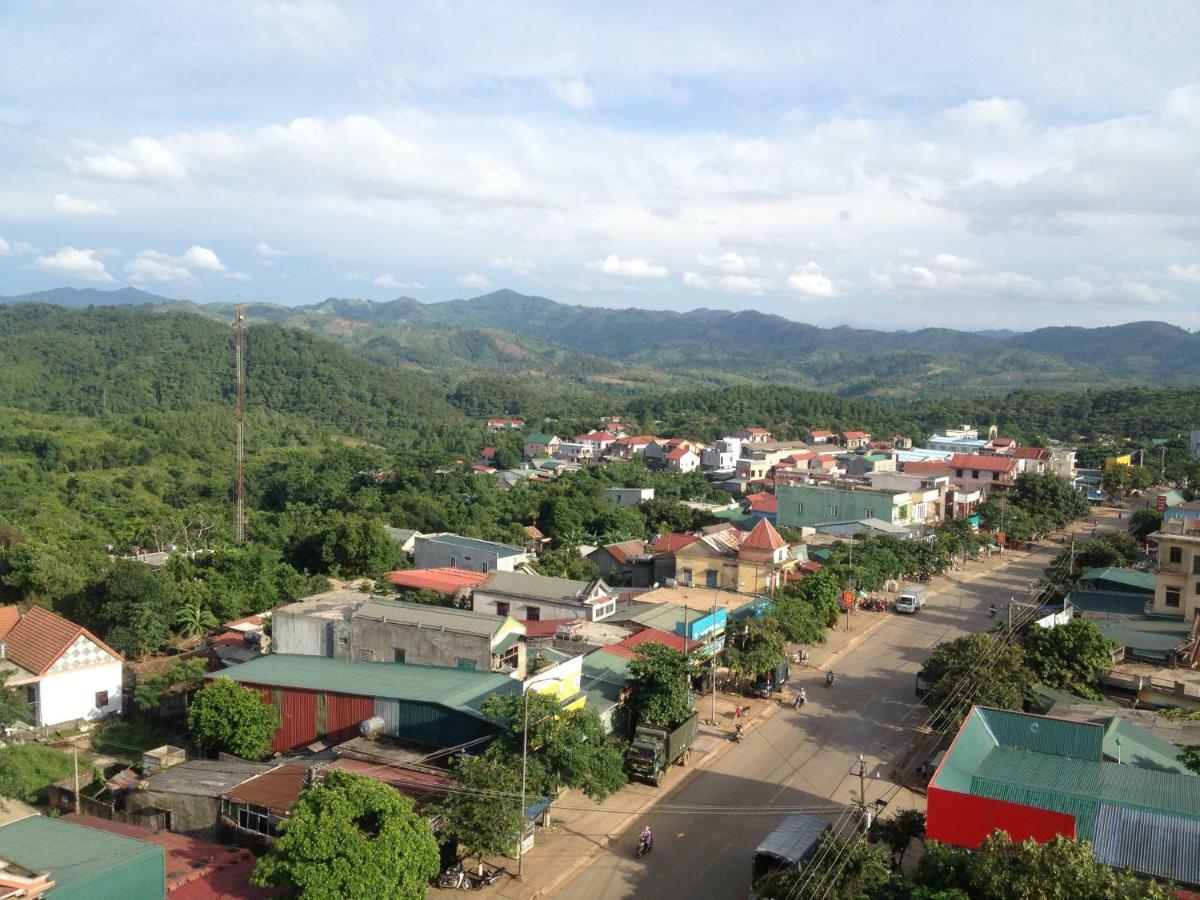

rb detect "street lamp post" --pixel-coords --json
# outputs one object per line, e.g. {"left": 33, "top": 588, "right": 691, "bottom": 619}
{"left": 517, "top": 674, "right": 558, "bottom": 879}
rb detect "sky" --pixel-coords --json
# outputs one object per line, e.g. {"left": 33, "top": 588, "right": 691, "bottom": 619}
{"left": 1, "top": 1, "right": 1199, "bottom": 329}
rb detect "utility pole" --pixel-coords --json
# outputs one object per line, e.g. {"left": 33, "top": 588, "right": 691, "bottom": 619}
{"left": 233, "top": 304, "right": 247, "bottom": 542}
{"left": 1007, "top": 599, "right": 1013, "bottom": 636}
{"left": 857, "top": 753, "right": 870, "bottom": 831}
{"left": 709, "top": 594, "right": 718, "bottom": 726}
{"left": 73, "top": 744, "right": 81, "bottom": 814}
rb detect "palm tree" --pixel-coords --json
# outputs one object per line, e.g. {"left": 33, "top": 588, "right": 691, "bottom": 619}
{"left": 175, "top": 596, "right": 218, "bottom": 638}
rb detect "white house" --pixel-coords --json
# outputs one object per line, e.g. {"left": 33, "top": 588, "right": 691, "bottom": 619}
{"left": 555, "top": 442, "right": 595, "bottom": 463}
{"left": 701, "top": 437, "right": 742, "bottom": 471}
{"left": 0, "top": 606, "right": 123, "bottom": 728}
{"left": 665, "top": 447, "right": 701, "bottom": 473}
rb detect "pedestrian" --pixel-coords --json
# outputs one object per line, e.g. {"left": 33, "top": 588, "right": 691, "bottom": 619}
{"left": 917, "top": 761, "right": 929, "bottom": 782}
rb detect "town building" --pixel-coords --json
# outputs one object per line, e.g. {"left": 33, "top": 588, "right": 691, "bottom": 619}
{"left": 735, "top": 428, "right": 772, "bottom": 444}
{"left": 210, "top": 655, "right": 521, "bottom": 753}
{"left": 865, "top": 471, "right": 949, "bottom": 527}
{"left": 351, "top": 598, "right": 527, "bottom": 677}
{"left": 927, "top": 706, "right": 1200, "bottom": 888}
{"left": 701, "top": 437, "right": 742, "bottom": 472}
{"left": 574, "top": 430, "right": 618, "bottom": 452}
{"left": 609, "top": 435, "right": 657, "bottom": 459}
{"left": 0, "top": 605, "right": 123, "bottom": 728}
{"left": 664, "top": 447, "right": 701, "bottom": 473}
{"left": 554, "top": 441, "right": 595, "bottom": 463}
{"left": 413, "top": 533, "right": 531, "bottom": 573}
{"left": 587, "top": 540, "right": 648, "bottom": 581}
{"left": 387, "top": 567, "right": 489, "bottom": 604}
{"left": 473, "top": 571, "right": 616, "bottom": 622}
{"left": 1148, "top": 520, "right": 1200, "bottom": 621}
{"left": 776, "top": 482, "right": 912, "bottom": 531}
{"left": 486, "top": 417, "right": 525, "bottom": 433}
{"left": 137, "top": 759, "right": 278, "bottom": 840}
{"left": 1011, "top": 446, "right": 1052, "bottom": 474}
{"left": 839, "top": 431, "right": 871, "bottom": 450}
{"left": 523, "top": 432, "right": 561, "bottom": 459}
{"left": 804, "top": 429, "right": 835, "bottom": 444}
{"left": 602, "top": 487, "right": 655, "bottom": 507}
{"left": 948, "top": 453, "right": 1017, "bottom": 496}
{"left": 672, "top": 519, "right": 794, "bottom": 593}
{"left": 0, "top": 815, "right": 165, "bottom": 900}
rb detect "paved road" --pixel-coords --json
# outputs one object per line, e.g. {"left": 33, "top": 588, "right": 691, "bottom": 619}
{"left": 561, "top": 547, "right": 1061, "bottom": 900}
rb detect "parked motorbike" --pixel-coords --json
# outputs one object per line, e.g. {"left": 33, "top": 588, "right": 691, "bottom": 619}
{"left": 438, "top": 864, "right": 473, "bottom": 891}
{"left": 467, "top": 864, "right": 505, "bottom": 889}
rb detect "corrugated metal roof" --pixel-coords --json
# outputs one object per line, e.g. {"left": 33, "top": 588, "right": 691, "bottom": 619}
{"left": 355, "top": 598, "right": 508, "bottom": 637}
{"left": 386, "top": 568, "right": 489, "bottom": 592}
{"left": 1077, "top": 567, "right": 1157, "bottom": 593}
{"left": 1066, "top": 590, "right": 1150, "bottom": 616}
{"left": 1093, "top": 618, "right": 1192, "bottom": 660}
{"left": 420, "top": 533, "right": 527, "bottom": 557}
{"left": 0, "top": 815, "right": 165, "bottom": 893}
{"left": 211, "top": 654, "right": 520, "bottom": 719}
{"left": 754, "top": 813, "right": 831, "bottom": 865}
{"left": 144, "top": 760, "right": 275, "bottom": 797}
{"left": 980, "top": 707, "right": 1104, "bottom": 760}
{"left": 1099, "top": 716, "right": 1196, "bottom": 775}
{"left": 1093, "top": 804, "right": 1200, "bottom": 886}
{"left": 221, "top": 764, "right": 308, "bottom": 815}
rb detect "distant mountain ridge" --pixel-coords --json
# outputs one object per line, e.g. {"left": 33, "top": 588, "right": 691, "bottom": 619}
{"left": 4, "top": 287, "right": 1199, "bottom": 397}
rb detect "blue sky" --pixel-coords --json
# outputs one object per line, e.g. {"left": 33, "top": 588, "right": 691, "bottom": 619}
{"left": 2, "top": 1, "right": 1199, "bottom": 328}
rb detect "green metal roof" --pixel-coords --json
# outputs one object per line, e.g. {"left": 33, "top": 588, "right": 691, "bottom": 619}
{"left": 1098, "top": 716, "right": 1196, "bottom": 775}
{"left": 977, "top": 706, "right": 1103, "bottom": 759}
{"left": 1066, "top": 590, "right": 1150, "bottom": 616}
{"left": 1093, "top": 618, "right": 1191, "bottom": 661}
{"left": 0, "top": 816, "right": 165, "bottom": 899}
{"left": 493, "top": 632, "right": 522, "bottom": 655}
{"left": 525, "top": 433, "right": 556, "bottom": 444}
{"left": 1077, "top": 567, "right": 1156, "bottom": 594}
{"left": 581, "top": 648, "right": 632, "bottom": 686}
{"left": 211, "top": 654, "right": 520, "bottom": 718}
{"left": 480, "top": 571, "right": 604, "bottom": 602}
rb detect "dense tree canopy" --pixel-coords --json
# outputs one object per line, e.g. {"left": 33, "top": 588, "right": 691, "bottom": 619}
{"left": 1024, "top": 619, "right": 1116, "bottom": 700}
{"left": 923, "top": 634, "right": 1035, "bottom": 731}
{"left": 188, "top": 678, "right": 280, "bottom": 760}
{"left": 628, "top": 643, "right": 694, "bottom": 728}
{"left": 252, "top": 770, "right": 439, "bottom": 900}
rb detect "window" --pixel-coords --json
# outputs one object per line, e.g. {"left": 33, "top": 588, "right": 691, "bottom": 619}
{"left": 1166, "top": 588, "right": 1181, "bottom": 608}
{"left": 482, "top": 562, "right": 491, "bottom": 573}
{"left": 706, "top": 570, "right": 718, "bottom": 588}
{"left": 1192, "top": 555, "right": 1200, "bottom": 574}
{"left": 393, "top": 649, "right": 406, "bottom": 664}
{"left": 972, "top": 470, "right": 980, "bottom": 479}
{"left": 864, "top": 508, "right": 874, "bottom": 519}
{"left": 797, "top": 502, "right": 804, "bottom": 513}
{"left": 956, "top": 469, "right": 964, "bottom": 478}
{"left": 94, "top": 690, "right": 109, "bottom": 708}
{"left": 232, "top": 802, "right": 275, "bottom": 837}
{"left": 829, "top": 505, "right": 838, "bottom": 517}
{"left": 992, "top": 472, "right": 1000, "bottom": 481}
{"left": 495, "top": 601, "right": 510, "bottom": 617}
{"left": 525, "top": 606, "right": 541, "bottom": 621}
{"left": 1170, "top": 546, "right": 1183, "bottom": 564}
{"left": 358, "top": 649, "right": 375, "bottom": 661}
{"left": 449, "top": 555, "right": 457, "bottom": 567}
{"left": 456, "top": 658, "right": 477, "bottom": 671}
{"left": 680, "top": 568, "right": 693, "bottom": 586}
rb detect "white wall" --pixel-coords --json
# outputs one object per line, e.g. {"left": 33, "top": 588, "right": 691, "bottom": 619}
{"left": 38, "top": 661, "right": 123, "bottom": 727}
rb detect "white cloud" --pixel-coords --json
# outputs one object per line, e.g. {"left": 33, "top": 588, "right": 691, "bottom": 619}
{"left": 1167, "top": 263, "right": 1200, "bottom": 283}
{"left": 70, "top": 136, "right": 187, "bottom": 183}
{"left": 585, "top": 255, "right": 668, "bottom": 279}
{"left": 35, "top": 247, "right": 113, "bottom": 282}
{"left": 943, "top": 97, "right": 1030, "bottom": 138}
{"left": 125, "top": 251, "right": 193, "bottom": 284}
{"left": 124, "top": 245, "right": 244, "bottom": 284}
{"left": 256, "top": 241, "right": 287, "bottom": 259}
{"left": 487, "top": 254, "right": 536, "bottom": 275}
{"left": 0, "top": 237, "right": 9, "bottom": 254}
{"left": 931, "top": 253, "right": 983, "bottom": 273}
{"left": 181, "top": 245, "right": 227, "bottom": 272}
{"left": 373, "top": 273, "right": 425, "bottom": 290}
{"left": 787, "top": 262, "right": 839, "bottom": 297}
{"left": 681, "top": 271, "right": 764, "bottom": 295}
{"left": 457, "top": 272, "right": 493, "bottom": 291}
{"left": 896, "top": 247, "right": 922, "bottom": 260}
{"left": 1112, "top": 280, "right": 1176, "bottom": 305}
{"left": 697, "top": 252, "right": 760, "bottom": 273}
{"left": 52, "top": 192, "right": 114, "bottom": 216}
{"left": 550, "top": 79, "right": 595, "bottom": 111}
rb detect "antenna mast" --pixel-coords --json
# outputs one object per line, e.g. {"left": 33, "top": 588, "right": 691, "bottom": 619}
{"left": 234, "top": 304, "right": 246, "bottom": 542}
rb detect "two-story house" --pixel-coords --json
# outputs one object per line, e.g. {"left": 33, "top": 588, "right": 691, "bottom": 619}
{"left": 555, "top": 441, "right": 595, "bottom": 463}
{"left": 701, "top": 437, "right": 742, "bottom": 471}
{"left": 414, "top": 533, "right": 531, "bottom": 573}
{"left": 523, "top": 433, "right": 561, "bottom": 459}
{"left": 840, "top": 431, "right": 871, "bottom": 450}
{"left": 486, "top": 417, "right": 525, "bottom": 433}
{"left": 735, "top": 428, "right": 772, "bottom": 444}
{"left": 665, "top": 447, "right": 701, "bottom": 473}
{"left": 673, "top": 519, "right": 794, "bottom": 593}
{"left": 473, "top": 572, "right": 616, "bottom": 622}
{"left": 804, "top": 429, "right": 835, "bottom": 444}
{"left": 609, "top": 435, "right": 657, "bottom": 459}
{"left": 776, "top": 482, "right": 912, "bottom": 530}
{"left": 1011, "top": 446, "right": 1052, "bottom": 475}
{"left": 575, "top": 430, "right": 618, "bottom": 453}
{"left": 948, "top": 453, "right": 1017, "bottom": 497}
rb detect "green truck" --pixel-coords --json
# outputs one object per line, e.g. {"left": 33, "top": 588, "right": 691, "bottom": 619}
{"left": 625, "top": 712, "right": 700, "bottom": 786}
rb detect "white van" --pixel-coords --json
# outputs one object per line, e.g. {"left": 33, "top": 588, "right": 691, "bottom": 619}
{"left": 894, "top": 586, "right": 927, "bottom": 614}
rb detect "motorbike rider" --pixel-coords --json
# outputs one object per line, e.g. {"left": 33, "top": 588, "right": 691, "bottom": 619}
{"left": 794, "top": 687, "right": 807, "bottom": 710}
{"left": 640, "top": 825, "right": 653, "bottom": 849}
{"left": 826, "top": 670, "right": 835, "bottom": 686}
{"left": 734, "top": 723, "right": 744, "bottom": 741}
{"left": 989, "top": 603, "right": 998, "bottom": 618}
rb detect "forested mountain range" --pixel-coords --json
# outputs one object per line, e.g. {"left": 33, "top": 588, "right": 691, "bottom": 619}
{"left": 4, "top": 287, "right": 1196, "bottom": 398}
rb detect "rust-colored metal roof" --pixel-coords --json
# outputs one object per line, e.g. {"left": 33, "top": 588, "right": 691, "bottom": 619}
{"left": 221, "top": 764, "right": 308, "bottom": 817}
{"left": 386, "top": 567, "right": 489, "bottom": 593}
{"left": 616, "top": 627, "right": 698, "bottom": 655}
{"left": 603, "top": 540, "right": 647, "bottom": 565}
{"left": 3, "top": 606, "right": 121, "bottom": 675}
{"left": 950, "top": 453, "right": 1017, "bottom": 473}
{"left": 651, "top": 533, "right": 700, "bottom": 555}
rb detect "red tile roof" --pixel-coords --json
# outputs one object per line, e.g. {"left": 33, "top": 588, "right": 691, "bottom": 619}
{"left": 602, "top": 540, "right": 648, "bottom": 565}
{"left": 598, "top": 643, "right": 637, "bottom": 659}
{"left": 1012, "top": 446, "right": 1051, "bottom": 460}
{"left": 616, "top": 627, "right": 699, "bottom": 655}
{"left": 842, "top": 431, "right": 870, "bottom": 440}
{"left": 576, "top": 431, "right": 617, "bottom": 442}
{"left": 808, "top": 429, "right": 834, "bottom": 438}
{"left": 949, "top": 453, "right": 1017, "bottom": 473}
{"left": 991, "top": 437, "right": 1015, "bottom": 447}
{"left": 61, "top": 814, "right": 275, "bottom": 898}
{"left": 2, "top": 606, "right": 121, "bottom": 675}
{"left": 614, "top": 434, "right": 657, "bottom": 445}
{"left": 651, "top": 533, "right": 700, "bottom": 555}
{"left": 745, "top": 428, "right": 770, "bottom": 435}
{"left": 741, "top": 518, "right": 787, "bottom": 552}
{"left": 0, "top": 605, "right": 19, "bottom": 641}
{"left": 523, "top": 524, "right": 547, "bottom": 541}
{"left": 386, "top": 567, "right": 489, "bottom": 593}
{"left": 665, "top": 447, "right": 695, "bottom": 461}
{"left": 481, "top": 446, "right": 497, "bottom": 456}
{"left": 519, "top": 617, "right": 580, "bottom": 638}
